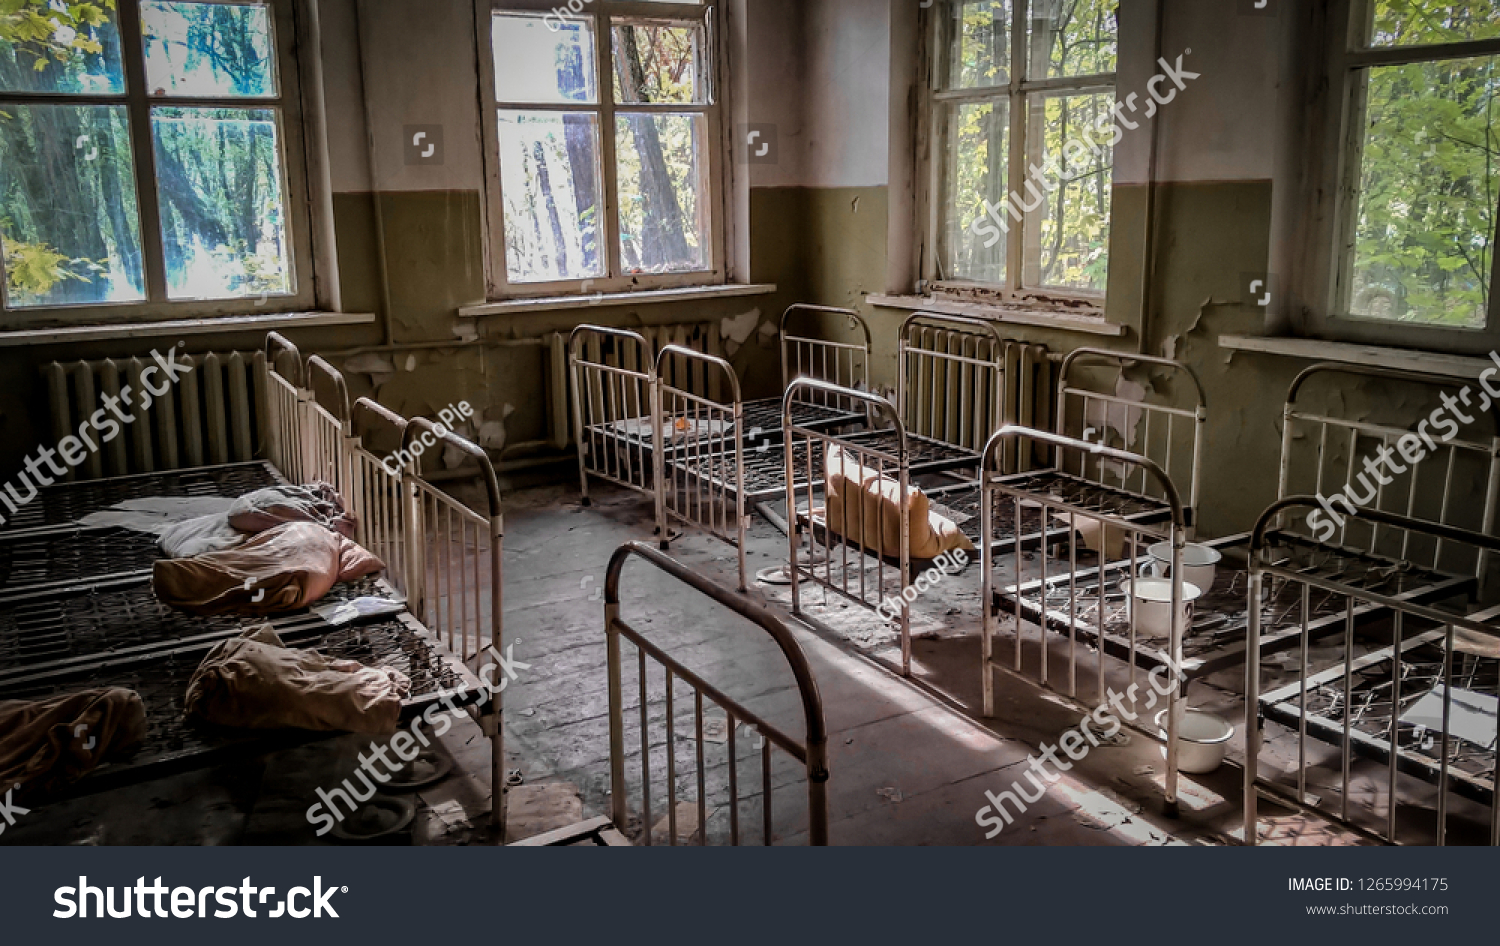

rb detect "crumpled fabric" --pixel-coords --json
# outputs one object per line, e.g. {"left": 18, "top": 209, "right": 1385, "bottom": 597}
{"left": 226, "top": 482, "right": 357, "bottom": 538}
{"left": 821, "top": 444, "right": 974, "bottom": 561}
{"left": 0, "top": 688, "right": 147, "bottom": 802}
{"left": 153, "top": 521, "right": 384, "bottom": 617}
{"left": 184, "top": 624, "right": 410, "bottom": 735}
{"left": 159, "top": 513, "right": 247, "bottom": 558}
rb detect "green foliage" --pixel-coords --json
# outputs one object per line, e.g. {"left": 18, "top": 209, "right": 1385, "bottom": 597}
{"left": 0, "top": 1, "right": 114, "bottom": 73}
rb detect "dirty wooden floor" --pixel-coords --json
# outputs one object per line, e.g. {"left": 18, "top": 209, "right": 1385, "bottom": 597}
{"left": 7, "top": 479, "right": 1365, "bottom": 847}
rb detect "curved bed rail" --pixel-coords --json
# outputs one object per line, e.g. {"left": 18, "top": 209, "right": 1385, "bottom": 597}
{"left": 1278, "top": 362, "right": 1500, "bottom": 578}
{"left": 262, "top": 332, "right": 306, "bottom": 482}
{"left": 264, "top": 331, "right": 304, "bottom": 387}
{"left": 654, "top": 344, "right": 748, "bottom": 589}
{"left": 784, "top": 378, "right": 916, "bottom": 673}
{"left": 1055, "top": 347, "right": 1207, "bottom": 526}
{"left": 569, "top": 325, "right": 657, "bottom": 505}
{"left": 979, "top": 424, "right": 1191, "bottom": 814}
{"left": 779, "top": 304, "right": 872, "bottom": 401}
{"left": 1245, "top": 497, "right": 1500, "bottom": 847}
{"left": 604, "top": 541, "right": 829, "bottom": 845}
{"left": 899, "top": 311, "right": 1009, "bottom": 454}
{"left": 302, "top": 354, "right": 353, "bottom": 495}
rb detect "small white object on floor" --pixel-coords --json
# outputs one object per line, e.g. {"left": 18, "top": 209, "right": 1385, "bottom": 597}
{"left": 876, "top": 787, "right": 903, "bottom": 803}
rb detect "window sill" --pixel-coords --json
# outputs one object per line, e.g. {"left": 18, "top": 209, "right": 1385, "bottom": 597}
{"left": 1218, "top": 335, "right": 1492, "bottom": 380}
{"left": 0, "top": 311, "right": 376, "bottom": 348}
{"left": 867, "top": 294, "right": 1126, "bottom": 337}
{"left": 459, "top": 283, "right": 778, "bottom": 318}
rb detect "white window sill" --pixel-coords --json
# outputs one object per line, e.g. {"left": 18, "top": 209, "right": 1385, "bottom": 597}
{"left": 0, "top": 311, "right": 376, "bottom": 348}
{"left": 459, "top": 283, "right": 777, "bottom": 318}
{"left": 1218, "top": 335, "right": 1492, "bottom": 380}
{"left": 868, "top": 294, "right": 1126, "bottom": 337}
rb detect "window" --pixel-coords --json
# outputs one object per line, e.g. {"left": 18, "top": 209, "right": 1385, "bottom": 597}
{"left": 0, "top": 0, "right": 312, "bottom": 320}
{"left": 479, "top": 0, "right": 724, "bottom": 298}
{"left": 924, "top": 0, "right": 1118, "bottom": 307}
{"left": 1316, "top": 0, "right": 1500, "bottom": 349}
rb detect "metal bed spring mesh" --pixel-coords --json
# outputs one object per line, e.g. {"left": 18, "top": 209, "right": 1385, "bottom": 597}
{"left": 0, "top": 527, "right": 162, "bottom": 592}
{"left": 1269, "top": 640, "right": 1497, "bottom": 791}
{"left": 0, "top": 577, "right": 390, "bottom": 670}
{"left": 0, "top": 462, "right": 282, "bottom": 533}
{"left": 679, "top": 429, "right": 980, "bottom": 501}
{"left": 739, "top": 398, "right": 859, "bottom": 437}
{"left": 930, "top": 475, "right": 1161, "bottom": 549}
{"left": 0, "top": 617, "right": 472, "bottom": 780}
{"left": 1007, "top": 542, "right": 1456, "bottom": 664}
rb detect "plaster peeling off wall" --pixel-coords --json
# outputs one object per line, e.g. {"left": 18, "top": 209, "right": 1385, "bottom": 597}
{"left": 1084, "top": 375, "right": 1148, "bottom": 449}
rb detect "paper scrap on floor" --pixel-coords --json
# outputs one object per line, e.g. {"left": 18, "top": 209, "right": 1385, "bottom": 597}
{"left": 1399, "top": 685, "right": 1498, "bottom": 750}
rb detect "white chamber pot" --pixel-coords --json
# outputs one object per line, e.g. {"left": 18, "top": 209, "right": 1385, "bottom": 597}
{"left": 1154, "top": 708, "right": 1234, "bottom": 774}
{"left": 1117, "top": 576, "right": 1203, "bottom": 639}
{"left": 1147, "top": 541, "right": 1221, "bottom": 593}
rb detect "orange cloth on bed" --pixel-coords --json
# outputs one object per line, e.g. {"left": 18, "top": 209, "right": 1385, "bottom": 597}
{"left": 0, "top": 688, "right": 146, "bottom": 803}
{"left": 153, "top": 522, "right": 383, "bottom": 617}
{"left": 184, "top": 625, "right": 409, "bottom": 734}
{"left": 822, "top": 443, "right": 974, "bottom": 560}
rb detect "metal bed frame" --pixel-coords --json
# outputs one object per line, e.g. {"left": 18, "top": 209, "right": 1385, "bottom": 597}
{"left": 1246, "top": 501, "right": 1500, "bottom": 847}
{"left": 980, "top": 424, "right": 1194, "bottom": 814}
{"left": 0, "top": 333, "right": 508, "bottom": 831}
{"left": 898, "top": 311, "right": 1009, "bottom": 472}
{"left": 655, "top": 344, "right": 749, "bottom": 591}
{"left": 569, "top": 325, "right": 662, "bottom": 511}
{"left": 605, "top": 541, "right": 829, "bottom": 845}
{"left": 737, "top": 303, "right": 872, "bottom": 443}
{"left": 998, "top": 361, "right": 1500, "bottom": 696}
{"left": 784, "top": 379, "right": 917, "bottom": 675}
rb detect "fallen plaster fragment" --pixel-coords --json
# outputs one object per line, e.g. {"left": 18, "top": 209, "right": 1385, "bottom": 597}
{"left": 405, "top": 354, "right": 418, "bottom": 372}
{"left": 876, "top": 787, "right": 904, "bottom": 803}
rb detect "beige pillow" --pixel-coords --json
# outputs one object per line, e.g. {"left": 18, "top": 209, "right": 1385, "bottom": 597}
{"left": 822, "top": 443, "right": 975, "bottom": 560}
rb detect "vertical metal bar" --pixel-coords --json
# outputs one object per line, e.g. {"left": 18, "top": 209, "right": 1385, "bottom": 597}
{"left": 606, "top": 610, "right": 628, "bottom": 830}
{"left": 1341, "top": 601, "right": 1354, "bottom": 823}
{"left": 727, "top": 709, "right": 740, "bottom": 845}
{"left": 666, "top": 669, "right": 678, "bottom": 846}
{"left": 1244, "top": 567, "right": 1263, "bottom": 846}
{"left": 981, "top": 474, "right": 995, "bottom": 716}
{"left": 1298, "top": 582, "right": 1310, "bottom": 804}
{"left": 695, "top": 689, "right": 707, "bottom": 846}
{"left": 639, "top": 648, "right": 652, "bottom": 846}
{"left": 1437, "top": 623, "right": 1452, "bottom": 846}
{"left": 1387, "top": 610, "right": 1403, "bottom": 843}
{"left": 762, "top": 737, "right": 773, "bottom": 846}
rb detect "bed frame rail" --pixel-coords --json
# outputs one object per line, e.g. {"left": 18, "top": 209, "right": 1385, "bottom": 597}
{"left": 605, "top": 541, "right": 828, "bottom": 845}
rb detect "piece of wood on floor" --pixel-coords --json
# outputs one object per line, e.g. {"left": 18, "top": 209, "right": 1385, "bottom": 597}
{"left": 504, "top": 782, "right": 585, "bottom": 843}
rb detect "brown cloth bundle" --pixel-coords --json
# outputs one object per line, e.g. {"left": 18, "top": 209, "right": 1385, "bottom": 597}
{"left": 153, "top": 521, "right": 384, "bottom": 617}
{"left": 226, "top": 482, "right": 358, "bottom": 539}
{"left": 822, "top": 443, "right": 974, "bottom": 561}
{"left": 184, "top": 625, "right": 410, "bottom": 735}
{"left": 0, "top": 688, "right": 147, "bottom": 801}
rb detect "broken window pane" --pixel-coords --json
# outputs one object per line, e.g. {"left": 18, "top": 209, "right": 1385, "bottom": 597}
{"left": 946, "top": 0, "right": 1010, "bottom": 90}
{"left": 0, "top": 0, "right": 126, "bottom": 95}
{"left": 492, "top": 12, "right": 597, "bottom": 105}
{"left": 1367, "top": 1, "right": 1500, "bottom": 48}
{"left": 940, "top": 100, "right": 1009, "bottom": 285}
{"left": 0, "top": 103, "right": 145, "bottom": 307}
{"left": 1028, "top": 0, "right": 1117, "bottom": 80}
{"left": 616, "top": 112, "right": 707, "bottom": 273}
{"left": 497, "top": 110, "right": 603, "bottom": 283}
{"left": 1024, "top": 90, "right": 1113, "bottom": 292}
{"left": 611, "top": 21, "right": 705, "bottom": 104}
{"left": 141, "top": 1, "right": 278, "bottom": 98}
{"left": 151, "top": 106, "right": 292, "bottom": 300}
{"left": 1347, "top": 56, "right": 1500, "bottom": 328}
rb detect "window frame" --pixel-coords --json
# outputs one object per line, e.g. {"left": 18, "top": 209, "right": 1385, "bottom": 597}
{"left": 1293, "top": 0, "right": 1500, "bottom": 354}
{"left": 0, "top": 0, "right": 317, "bottom": 326}
{"left": 477, "top": 0, "right": 727, "bottom": 301}
{"left": 918, "top": 0, "right": 1118, "bottom": 311}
